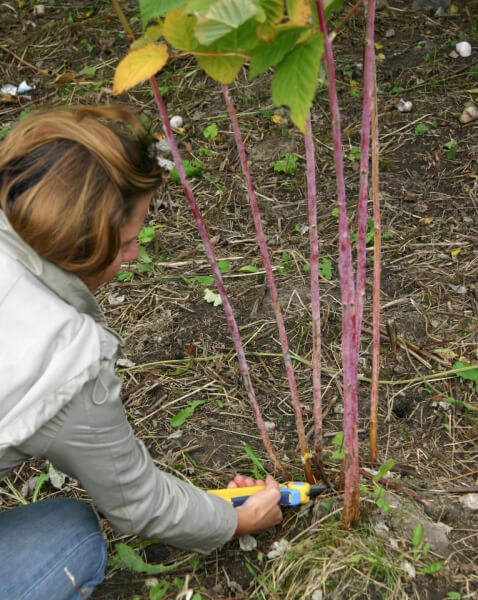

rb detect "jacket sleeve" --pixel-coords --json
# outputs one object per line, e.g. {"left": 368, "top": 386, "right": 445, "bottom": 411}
{"left": 19, "top": 358, "right": 237, "bottom": 553}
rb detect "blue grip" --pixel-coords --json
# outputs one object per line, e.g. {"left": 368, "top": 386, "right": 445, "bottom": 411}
{"left": 228, "top": 488, "right": 302, "bottom": 507}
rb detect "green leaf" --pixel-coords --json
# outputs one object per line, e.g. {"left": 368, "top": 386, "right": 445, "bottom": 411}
{"left": 140, "top": 0, "right": 185, "bottom": 29}
{"left": 32, "top": 470, "right": 50, "bottom": 503}
{"left": 131, "top": 24, "right": 164, "bottom": 50}
{"left": 319, "top": 256, "right": 332, "bottom": 280}
{"left": 204, "top": 288, "right": 222, "bottom": 306}
{"left": 194, "top": 0, "right": 260, "bottom": 45}
{"left": 0, "top": 126, "right": 11, "bottom": 140}
{"left": 150, "top": 580, "right": 170, "bottom": 600}
{"left": 196, "top": 45, "right": 243, "bottom": 83}
{"left": 414, "top": 123, "right": 428, "bottom": 136}
{"left": 249, "top": 27, "right": 306, "bottom": 80}
{"left": 452, "top": 361, "right": 478, "bottom": 391}
{"left": 447, "top": 592, "right": 461, "bottom": 599}
{"left": 170, "top": 400, "right": 205, "bottom": 427}
{"left": 163, "top": 6, "right": 198, "bottom": 51}
{"left": 271, "top": 33, "right": 324, "bottom": 132}
{"left": 270, "top": 153, "right": 298, "bottom": 175}
{"left": 217, "top": 260, "right": 231, "bottom": 273}
{"left": 194, "top": 275, "right": 215, "bottom": 285}
{"left": 115, "top": 543, "right": 185, "bottom": 573}
{"left": 170, "top": 159, "right": 203, "bottom": 183}
{"left": 372, "top": 458, "right": 395, "bottom": 482}
{"left": 419, "top": 561, "right": 445, "bottom": 575}
{"left": 138, "top": 246, "right": 153, "bottom": 264}
{"left": 244, "top": 444, "right": 268, "bottom": 477}
{"left": 117, "top": 270, "right": 134, "bottom": 282}
{"left": 442, "top": 396, "right": 478, "bottom": 412}
{"left": 331, "top": 431, "right": 344, "bottom": 460}
{"left": 238, "top": 263, "right": 259, "bottom": 273}
{"left": 203, "top": 123, "right": 218, "bottom": 140}
{"left": 412, "top": 523, "right": 424, "bottom": 550}
{"left": 138, "top": 225, "right": 161, "bottom": 244}
{"left": 82, "top": 65, "right": 96, "bottom": 76}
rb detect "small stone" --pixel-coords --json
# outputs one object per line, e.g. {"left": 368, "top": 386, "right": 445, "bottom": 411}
{"left": 33, "top": 4, "right": 45, "bottom": 16}
{"left": 460, "top": 493, "right": 478, "bottom": 511}
{"left": 397, "top": 98, "right": 413, "bottom": 112}
{"left": 155, "top": 138, "right": 171, "bottom": 154}
{"left": 144, "top": 578, "right": 159, "bottom": 588}
{"left": 459, "top": 103, "right": 478, "bottom": 124}
{"left": 267, "top": 538, "right": 291, "bottom": 559}
{"left": 169, "top": 115, "right": 183, "bottom": 130}
{"left": 385, "top": 28, "right": 396, "bottom": 38}
{"left": 264, "top": 421, "right": 276, "bottom": 433}
{"left": 156, "top": 156, "right": 175, "bottom": 171}
{"left": 116, "top": 358, "right": 135, "bottom": 368}
{"left": 449, "top": 50, "right": 459, "bottom": 59}
{"left": 456, "top": 41, "right": 472, "bottom": 58}
{"left": 401, "top": 560, "right": 416, "bottom": 579}
{"left": 239, "top": 535, "right": 257, "bottom": 551}
{"left": 49, "top": 464, "right": 67, "bottom": 490}
{"left": 108, "top": 293, "right": 125, "bottom": 306}
{"left": 311, "top": 591, "right": 323, "bottom": 600}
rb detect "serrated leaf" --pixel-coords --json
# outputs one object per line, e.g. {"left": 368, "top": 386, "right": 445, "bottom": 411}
{"left": 140, "top": 0, "right": 185, "bottom": 29}
{"left": 203, "top": 123, "right": 218, "bottom": 140}
{"left": 286, "top": 0, "right": 311, "bottom": 25}
{"left": 194, "top": 275, "right": 215, "bottom": 285}
{"left": 113, "top": 43, "right": 169, "bottom": 95}
{"left": 249, "top": 27, "right": 305, "bottom": 80}
{"left": 131, "top": 24, "right": 164, "bottom": 50}
{"left": 257, "top": 0, "right": 283, "bottom": 40}
{"left": 271, "top": 33, "right": 324, "bottom": 132}
{"left": 194, "top": 0, "right": 260, "bottom": 45}
{"left": 170, "top": 400, "right": 205, "bottom": 427}
{"left": 163, "top": 7, "right": 198, "bottom": 50}
{"left": 82, "top": 65, "right": 96, "bottom": 76}
{"left": 116, "top": 543, "right": 183, "bottom": 574}
{"left": 196, "top": 49, "right": 243, "bottom": 83}
{"left": 204, "top": 288, "right": 222, "bottom": 306}
{"left": 452, "top": 361, "right": 478, "bottom": 391}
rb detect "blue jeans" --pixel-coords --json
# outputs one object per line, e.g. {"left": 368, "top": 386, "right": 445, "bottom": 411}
{"left": 0, "top": 498, "right": 107, "bottom": 599}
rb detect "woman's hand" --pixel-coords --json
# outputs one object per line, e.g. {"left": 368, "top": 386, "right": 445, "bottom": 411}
{"left": 229, "top": 475, "right": 283, "bottom": 537}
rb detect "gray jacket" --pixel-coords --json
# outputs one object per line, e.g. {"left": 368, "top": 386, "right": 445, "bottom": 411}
{"left": 0, "top": 210, "right": 237, "bottom": 553}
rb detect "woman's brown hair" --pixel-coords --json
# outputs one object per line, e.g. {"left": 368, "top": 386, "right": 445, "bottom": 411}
{"left": 0, "top": 105, "right": 162, "bottom": 276}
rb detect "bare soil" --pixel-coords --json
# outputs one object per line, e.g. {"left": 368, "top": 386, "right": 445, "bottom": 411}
{"left": 1, "top": 1, "right": 477, "bottom": 599}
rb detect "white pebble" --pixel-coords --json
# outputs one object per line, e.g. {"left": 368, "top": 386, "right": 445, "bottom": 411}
{"left": 459, "top": 103, "right": 478, "bottom": 124}
{"left": 264, "top": 421, "right": 276, "bottom": 433}
{"left": 456, "top": 41, "right": 472, "bottom": 58}
{"left": 397, "top": 98, "right": 413, "bottom": 112}
{"left": 169, "top": 115, "right": 183, "bottom": 130}
{"left": 239, "top": 535, "right": 257, "bottom": 551}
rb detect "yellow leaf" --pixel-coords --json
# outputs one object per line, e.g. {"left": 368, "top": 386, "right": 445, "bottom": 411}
{"left": 287, "top": 0, "right": 311, "bottom": 25}
{"left": 271, "top": 115, "right": 283, "bottom": 124}
{"left": 419, "top": 217, "right": 434, "bottom": 224}
{"left": 374, "top": 42, "right": 383, "bottom": 50}
{"left": 451, "top": 248, "right": 461, "bottom": 256}
{"left": 376, "top": 53, "right": 386, "bottom": 61}
{"left": 113, "top": 43, "right": 168, "bottom": 95}
{"left": 449, "top": 3, "right": 459, "bottom": 14}
{"left": 256, "top": 21, "right": 276, "bottom": 42}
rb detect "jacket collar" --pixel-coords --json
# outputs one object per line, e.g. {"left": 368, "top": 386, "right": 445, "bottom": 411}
{"left": 0, "top": 209, "right": 107, "bottom": 327}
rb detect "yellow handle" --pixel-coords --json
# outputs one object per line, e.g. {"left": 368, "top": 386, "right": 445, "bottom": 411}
{"left": 207, "top": 482, "right": 312, "bottom": 506}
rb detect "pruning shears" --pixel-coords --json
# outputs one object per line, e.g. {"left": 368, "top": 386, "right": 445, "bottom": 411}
{"left": 207, "top": 481, "right": 328, "bottom": 507}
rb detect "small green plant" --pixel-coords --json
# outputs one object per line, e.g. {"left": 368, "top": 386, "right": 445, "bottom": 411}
{"left": 203, "top": 123, "right": 218, "bottom": 141}
{"left": 346, "top": 146, "right": 361, "bottom": 161}
{"left": 319, "top": 256, "right": 333, "bottom": 280}
{"left": 270, "top": 153, "right": 298, "bottom": 175}
{"left": 149, "top": 580, "right": 170, "bottom": 600}
{"left": 81, "top": 65, "right": 96, "bottom": 77}
{"left": 111, "top": 542, "right": 186, "bottom": 574}
{"left": 351, "top": 217, "right": 374, "bottom": 246}
{"left": 138, "top": 224, "right": 162, "bottom": 244}
{"left": 238, "top": 263, "right": 259, "bottom": 273}
{"left": 170, "top": 159, "right": 203, "bottom": 183}
{"left": 244, "top": 444, "right": 268, "bottom": 479}
{"left": 170, "top": 400, "right": 205, "bottom": 427}
{"left": 117, "top": 270, "right": 134, "bottom": 282}
{"left": 414, "top": 123, "right": 429, "bottom": 136}
{"left": 443, "top": 139, "right": 457, "bottom": 159}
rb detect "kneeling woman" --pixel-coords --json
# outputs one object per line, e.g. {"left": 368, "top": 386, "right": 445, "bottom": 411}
{"left": 0, "top": 106, "right": 281, "bottom": 599}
